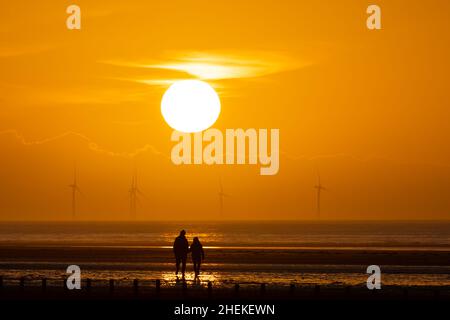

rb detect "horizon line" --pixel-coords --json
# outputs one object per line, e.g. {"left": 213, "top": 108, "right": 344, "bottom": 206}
{"left": 0, "top": 219, "right": 449, "bottom": 223}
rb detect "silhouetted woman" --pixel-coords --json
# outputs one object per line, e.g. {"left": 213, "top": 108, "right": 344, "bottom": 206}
{"left": 190, "top": 237, "right": 205, "bottom": 277}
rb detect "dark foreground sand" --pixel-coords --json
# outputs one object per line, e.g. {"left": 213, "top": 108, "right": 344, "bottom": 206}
{"left": 0, "top": 283, "right": 449, "bottom": 301}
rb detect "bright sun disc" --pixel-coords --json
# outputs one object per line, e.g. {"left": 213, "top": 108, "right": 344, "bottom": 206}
{"left": 161, "top": 80, "right": 221, "bottom": 133}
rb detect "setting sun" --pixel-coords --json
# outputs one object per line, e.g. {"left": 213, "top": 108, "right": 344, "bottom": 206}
{"left": 161, "top": 80, "right": 221, "bottom": 133}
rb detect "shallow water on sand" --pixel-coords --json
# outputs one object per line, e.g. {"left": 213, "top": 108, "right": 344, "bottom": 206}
{"left": 0, "top": 221, "right": 449, "bottom": 287}
{"left": 2, "top": 265, "right": 450, "bottom": 287}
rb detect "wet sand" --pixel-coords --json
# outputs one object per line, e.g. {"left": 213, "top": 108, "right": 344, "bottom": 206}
{"left": 1, "top": 245, "right": 449, "bottom": 301}
{"left": 0, "top": 245, "right": 449, "bottom": 266}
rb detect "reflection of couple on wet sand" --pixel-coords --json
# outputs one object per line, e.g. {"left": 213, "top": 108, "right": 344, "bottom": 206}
{"left": 173, "top": 230, "right": 205, "bottom": 278}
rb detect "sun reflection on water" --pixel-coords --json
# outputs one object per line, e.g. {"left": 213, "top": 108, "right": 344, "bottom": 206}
{"left": 160, "top": 271, "right": 222, "bottom": 288}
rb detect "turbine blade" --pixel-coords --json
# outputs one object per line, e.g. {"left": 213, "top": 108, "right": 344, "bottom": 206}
{"left": 76, "top": 187, "right": 84, "bottom": 197}
{"left": 137, "top": 189, "right": 146, "bottom": 197}
{"left": 134, "top": 188, "right": 145, "bottom": 198}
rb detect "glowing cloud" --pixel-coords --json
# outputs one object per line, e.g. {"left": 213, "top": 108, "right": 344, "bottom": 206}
{"left": 103, "top": 51, "right": 306, "bottom": 84}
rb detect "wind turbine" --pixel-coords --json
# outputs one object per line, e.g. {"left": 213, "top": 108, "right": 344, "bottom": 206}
{"left": 218, "top": 178, "right": 230, "bottom": 216}
{"left": 314, "top": 173, "right": 326, "bottom": 220}
{"left": 129, "top": 169, "right": 145, "bottom": 219}
{"left": 69, "top": 166, "right": 83, "bottom": 220}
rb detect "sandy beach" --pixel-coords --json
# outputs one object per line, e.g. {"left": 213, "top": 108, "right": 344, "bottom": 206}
{"left": 1, "top": 245, "right": 450, "bottom": 266}
{"left": 0, "top": 221, "right": 449, "bottom": 290}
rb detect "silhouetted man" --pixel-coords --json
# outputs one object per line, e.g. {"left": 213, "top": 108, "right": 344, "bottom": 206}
{"left": 173, "top": 230, "right": 189, "bottom": 277}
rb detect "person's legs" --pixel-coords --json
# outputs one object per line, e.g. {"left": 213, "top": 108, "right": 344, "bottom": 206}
{"left": 175, "top": 256, "right": 181, "bottom": 275}
{"left": 181, "top": 255, "right": 187, "bottom": 276}
{"left": 193, "top": 261, "right": 198, "bottom": 276}
{"left": 197, "top": 260, "right": 202, "bottom": 275}
{"left": 193, "top": 258, "right": 202, "bottom": 276}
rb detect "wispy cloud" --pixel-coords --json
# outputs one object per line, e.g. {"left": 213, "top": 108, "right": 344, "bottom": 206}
{"left": 3, "top": 129, "right": 449, "bottom": 170}
{"left": 101, "top": 51, "right": 307, "bottom": 85}
{"left": 0, "top": 129, "right": 168, "bottom": 159}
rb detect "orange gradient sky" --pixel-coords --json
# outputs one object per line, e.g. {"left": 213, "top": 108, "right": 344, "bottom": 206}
{"left": 1, "top": 0, "right": 450, "bottom": 220}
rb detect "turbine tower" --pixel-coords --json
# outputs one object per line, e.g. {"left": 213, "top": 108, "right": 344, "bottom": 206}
{"left": 218, "top": 178, "right": 230, "bottom": 216}
{"left": 69, "top": 166, "right": 82, "bottom": 220}
{"left": 129, "top": 169, "right": 145, "bottom": 219}
{"left": 314, "top": 173, "right": 326, "bottom": 220}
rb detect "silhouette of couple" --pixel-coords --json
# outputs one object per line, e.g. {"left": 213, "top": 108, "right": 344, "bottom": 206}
{"left": 173, "top": 230, "right": 205, "bottom": 278}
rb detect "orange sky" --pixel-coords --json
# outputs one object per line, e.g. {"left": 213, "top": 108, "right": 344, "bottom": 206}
{"left": 1, "top": 0, "right": 450, "bottom": 220}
